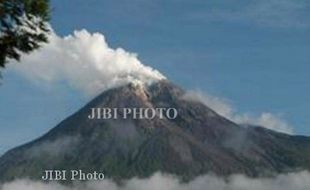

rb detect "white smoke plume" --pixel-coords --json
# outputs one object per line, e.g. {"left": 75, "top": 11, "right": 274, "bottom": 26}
{"left": 6, "top": 27, "right": 292, "bottom": 134}
{"left": 1, "top": 171, "right": 310, "bottom": 190}
{"left": 8, "top": 29, "right": 165, "bottom": 96}
{"left": 183, "top": 90, "right": 294, "bottom": 134}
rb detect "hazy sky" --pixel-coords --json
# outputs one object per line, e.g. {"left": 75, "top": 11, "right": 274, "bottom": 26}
{"left": 0, "top": 0, "right": 310, "bottom": 155}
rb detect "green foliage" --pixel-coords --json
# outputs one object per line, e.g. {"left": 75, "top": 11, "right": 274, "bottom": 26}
{"left": 0, "top": 0, "right": 50, "bottom": 68}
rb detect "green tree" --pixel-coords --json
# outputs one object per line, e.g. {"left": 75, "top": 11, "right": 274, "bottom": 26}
{"left": 0, "top": 0, "right": 50, "bottom": 68}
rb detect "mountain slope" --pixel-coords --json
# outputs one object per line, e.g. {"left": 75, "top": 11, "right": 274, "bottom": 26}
{"left": 1, "top": 80, "right": 310, "bottom": 182}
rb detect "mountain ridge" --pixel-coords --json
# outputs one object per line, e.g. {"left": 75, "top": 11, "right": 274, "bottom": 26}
{"left": 1, "top": 80, "right": 310, "bottom": 183}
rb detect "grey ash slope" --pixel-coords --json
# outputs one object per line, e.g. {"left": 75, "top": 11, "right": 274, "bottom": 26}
{"left": 1, "top": 80, "right": 310, "bottom": 182}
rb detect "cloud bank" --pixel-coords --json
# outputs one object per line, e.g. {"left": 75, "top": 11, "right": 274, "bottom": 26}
{"left": 183, "top": 90, "right": 293, "bottom": 134}
{"left": 1, "top": 171, "right": 310, "bottom": 190}
{"left": 8, "top": 29, "right": 165, "bottom": 96}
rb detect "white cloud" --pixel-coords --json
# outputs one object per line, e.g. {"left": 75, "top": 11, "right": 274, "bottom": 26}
{"left": 2, "top": 171, "right": 310, "bottom": 190}
{"left": 27, "top": 136, "right": 80, "bottom": 158}
{"left": 233, "top": 113, "right": 293, "bottom": 134}
{"left": 187, "top": 0, "right": 309, "bottom": 29}
{"left": 183, "top": 90, "right": 234, "bottom": 119}
{"left": 1, "top": 180, "right": 70, "bottom": 190}
{"left": 183, "top": 90, "right": 294, "bottom": 134}
{"left": 245, "top": 0, "right": 309, "bottom": 28}
{"left": 8, "top": 29, "right": 165, "bottom": 96}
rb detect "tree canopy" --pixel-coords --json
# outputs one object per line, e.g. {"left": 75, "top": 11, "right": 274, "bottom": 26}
{"left": 0, "top": 0, "right": 50, "bottom": 68}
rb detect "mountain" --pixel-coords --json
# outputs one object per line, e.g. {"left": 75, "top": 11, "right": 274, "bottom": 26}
{"left": 1, "top": 80, "right": 310, "bottom": 183}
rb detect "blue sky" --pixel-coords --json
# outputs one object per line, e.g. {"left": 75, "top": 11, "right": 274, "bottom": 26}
{"left": 0, "top": 0, "right": 310, "bottom": 155}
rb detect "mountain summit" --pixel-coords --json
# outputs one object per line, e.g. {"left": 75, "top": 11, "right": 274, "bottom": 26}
{"left": 1, "top": 80, "right": 310, "bottom": 182}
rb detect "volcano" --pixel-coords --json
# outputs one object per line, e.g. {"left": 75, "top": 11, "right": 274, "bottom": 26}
{"left": 1, "top": 80, "right": 310, "bottom": 182}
